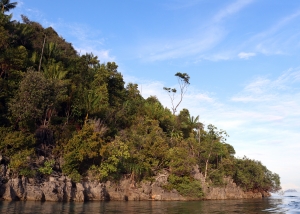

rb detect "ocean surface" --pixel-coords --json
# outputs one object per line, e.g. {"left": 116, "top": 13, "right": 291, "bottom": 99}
{"left": 0, "top": 192, "right": 299, "bottom": 214}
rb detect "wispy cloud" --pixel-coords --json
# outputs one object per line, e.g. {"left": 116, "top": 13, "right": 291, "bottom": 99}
{"left": 51, "top": 22, "right": 115, "bottom": 62}
{"left": 238, "top": 52, "right": 256, "bottom": 59}
{"left": 232, "top": 69, "right": 300, "bottom": 102}
{"left": 139, "top": 0, "right": 254, "bottom": 62}
{"left": 249, "top": 10, "right": 300, "bottom": 56}
{"left": 142, "top": 26, "right": 224, "bottom": 62}
{"left": 55, "top": 23, "right": 115, "bottom": 62}
{"left": 200, "top": 3, "right": 300, "bottom": 61}
{"left": 198, "top": 52, "right": 233, "bottom": 61}
{"left": 255, "top": 10, "right": 300, "bottom": 39}
{"left": 213, "top": 0, "right": 254, "bottom": 23}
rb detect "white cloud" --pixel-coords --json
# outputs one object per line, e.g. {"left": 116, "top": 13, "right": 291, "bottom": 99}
{"left": 56, "top": 23, "right": 115, "bottom": 62}
{"left": 238, "top": 52, "right": 256, "bottom": 59}
{"left": 248, "top": 10, "right": 300, "bottom": 56}
{"left": 198, "top": 51, "right": 234, "bottom": 61}
{"left": 213, "top": 0, "right": 254, "bottom": 23}
{"left": 255, "top": 10, "right": 300, "bottom": 39}
{"left": 232, "top": 69, "right": 300, "bottom": 102}
{"left": 201, "top": 3, "right": 300, "bottom": 61}
{"left": 141, "top": 26, "right": 224, "bottom": 62}
{"left": 76, "top": 48, "right": 115, "bottom": 62}
{"left": 138, "top": 0, "right": 254, "bottom": 62}
{"left": 186, "top": 93, "right": 214, "bottom": 103}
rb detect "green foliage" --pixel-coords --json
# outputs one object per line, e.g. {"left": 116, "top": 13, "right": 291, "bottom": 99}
{"left": 164, "top": 174, "right": 203, "bottom": 198}
{"left": 0, "top": 0, "right": 17, "bottom": 13}
{"left": 0, "top": 130, "right": 35, "bottom": 156}
{"left": 0, "top": 130, "right": 35, "bottom": 176}
{"left": 122, "top": 118, "right": 169, "bottom": 180}
{"left": 89, "top": 136, "right": 130, "bottom": 180}
{"left": 62, "top": 122, "right": 106, "bottom": 181}
{"left": 9, "top": 70, "right": 56, "bottom": 129}
{"left": 208, "top": 170, "right": 225, "bottom": 187}
{"left": 233, "top": 157, "right": 281, "bottom": 192}
{"left": 8, "top": 149, "right": 34, "bottom": 176}
{"left": 19, "top": 167, "right": 36, "bottom": 177}
{"left": 38, "top": 159, "right": 55, "bottom": 175}
{"left": 167, "top": 146, "right": 196, "bottom": 176}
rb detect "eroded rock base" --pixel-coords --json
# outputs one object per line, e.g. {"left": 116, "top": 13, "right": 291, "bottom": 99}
{"left": 0, "top": 167, "right": 270, "bottom": 202}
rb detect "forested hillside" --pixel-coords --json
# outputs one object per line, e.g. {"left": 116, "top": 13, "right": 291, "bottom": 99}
{"left": 0, "top": 4, "right": 280, "bottom": 198}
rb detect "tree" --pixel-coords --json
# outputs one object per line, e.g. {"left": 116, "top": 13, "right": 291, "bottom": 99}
{"left": 163, "top": 72, "right": 190, "bottom": 115}
{"left": 9, "top": 69, "right": 56, "bottom": 129}
{"left": 184, "top": 114, "right": 203, "bottom": 146}
{"left": 178, "top": 109, "right": 201, "bottom": 139}
{"left": 202, "top": 124, "right": 228, "bottom": 180}
{"left": 123, "top": 118, "right": 169, "bottom": 180}
{"left": 0, "top": 0, "right": 17, "bottom": 13}
{"left": 62, "top": 121, "right": 107, "bottom": 182}
{"left": 233, "top": 157, "right": 281, "bottom": 192}
{"left": 83, "top": 88, "right": 108, "bottom": 123}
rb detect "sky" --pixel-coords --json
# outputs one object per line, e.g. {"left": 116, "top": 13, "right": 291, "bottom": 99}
{"left": 10, "top": 0, "right": 300, "bottom": 191}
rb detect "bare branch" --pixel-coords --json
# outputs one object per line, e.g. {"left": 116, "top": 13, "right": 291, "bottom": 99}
{"left": 163, "top": 72, "right": 190, "bottom": 114}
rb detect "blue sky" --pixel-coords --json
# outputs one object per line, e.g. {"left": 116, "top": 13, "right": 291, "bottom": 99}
{"left": 11, "top": 0, "right": 300, "bottom": 191}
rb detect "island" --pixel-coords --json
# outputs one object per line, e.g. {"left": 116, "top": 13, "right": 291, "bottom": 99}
{"left": 284, "top": 189, "right": 297, "bottom": 193}
{"left": 0, "top": 2, "right": 281, "bottom": 202}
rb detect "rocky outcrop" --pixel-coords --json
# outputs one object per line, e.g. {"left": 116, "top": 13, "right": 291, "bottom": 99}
{"left": 203, "top": 178, "right": 265, "bottom": 199}
{"left": 105, "top": 171, "right": 185, "bottom": 201}
{"left": 0, "top": 176, "right": 106, "bottom": 202}
{"left": 0, "top": 165, "right": 270, "bottom": 202}
{"left": 191, "top": 166, "right": 271, "bottom": 199}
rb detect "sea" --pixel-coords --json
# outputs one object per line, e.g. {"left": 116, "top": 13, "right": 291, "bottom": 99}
{"left": 0, "top": 192, "right": 299, "bottom": 214}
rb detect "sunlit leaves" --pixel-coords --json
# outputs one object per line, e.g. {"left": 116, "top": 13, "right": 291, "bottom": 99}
{"left": 233, "top": 157, "right": 281, "bottom": 192}
{"left": 62, "top": 122, "right": 106, "bottom": 181}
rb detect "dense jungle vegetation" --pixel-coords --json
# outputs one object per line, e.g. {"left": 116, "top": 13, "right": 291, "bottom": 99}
{"left": 0, "top": 2, "right": 281, "bottom": 197}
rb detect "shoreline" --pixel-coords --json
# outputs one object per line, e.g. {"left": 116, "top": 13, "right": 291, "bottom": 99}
{"left": 0, "top": 172, "right": 270, "bottom": 202}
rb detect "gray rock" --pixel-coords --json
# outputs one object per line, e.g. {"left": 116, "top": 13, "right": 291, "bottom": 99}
{"left": 25, "top": 185, "right": 44, "bottom": 201}
{"left": 0, "top": 164, "right": 269, "bottom": 202}
{"left": 41, "top": 179, "right": 65, "bottom": 201}
{"left": 83, "top": 181, "right": 107, "bottom": 201}
{"left": 2, "top": 178, "right": 25, "bottom": 200}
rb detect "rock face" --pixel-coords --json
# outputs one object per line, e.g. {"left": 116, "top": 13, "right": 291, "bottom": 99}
{"left": 104, "top": 172, "right": 185, "bottom": 201}
{"left": 191, "top": 165, "right": 271, "bottom": 199}
{"left": 0, "top": 165, "right": 270, "bottom": 202}
{"left": 203, "top": 178, "right": 268, "bottom": 199}
{"left": 0, "top": 176, "right": 107, "bottom": 202}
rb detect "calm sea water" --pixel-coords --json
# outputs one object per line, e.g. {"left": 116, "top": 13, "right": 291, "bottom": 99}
{"left": 0, "top": 192, "right": 299, "bottom": 214}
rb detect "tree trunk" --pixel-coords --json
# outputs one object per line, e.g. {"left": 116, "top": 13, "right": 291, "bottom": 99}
{"left": 204, "top": 151, "right": 211, "bottom": 180}
{"left": 204, "top": 140, "right": 214, "bottom": 180}
{"left": 198, "top": 127, "right": 201, "bottom": 144}
{"left": 38, "top": 35, "right": 46, "bottom": 72}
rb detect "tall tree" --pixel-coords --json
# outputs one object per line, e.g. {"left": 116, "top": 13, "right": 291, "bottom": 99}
{"left": 163, "top": 72, "right": 190, "bottom": 115}
{"left": 9, "top": 69, "right": 56, "bottom": 130}
{"left": 0, "top": 0, "right": 17, "bottom": 13}
{"left": 202, "top": 124, "right": 228, "bottom": 180}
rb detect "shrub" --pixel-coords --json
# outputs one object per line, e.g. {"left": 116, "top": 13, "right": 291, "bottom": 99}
{"left": 164, "top": 174, "right": 204, "bottom": 198}
{"left": 38, "top": 160, "right": 55, "bottom": 175}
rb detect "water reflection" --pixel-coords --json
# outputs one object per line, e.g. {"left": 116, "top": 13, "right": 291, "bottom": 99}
{"left": 0, "top": 198, "right": 287, "bottom": 214}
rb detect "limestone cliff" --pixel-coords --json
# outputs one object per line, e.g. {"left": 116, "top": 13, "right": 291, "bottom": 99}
{"left": 0, "top": 164, "right": 270, "bottom": 202}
